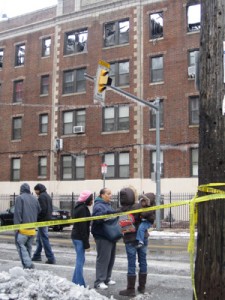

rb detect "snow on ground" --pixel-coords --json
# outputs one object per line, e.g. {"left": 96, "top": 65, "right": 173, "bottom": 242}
{"left": 0, "top": 267, "right": 111, "bottom": 300}
{"left": 149, "top": 229, "right": 196, "bottom": 239}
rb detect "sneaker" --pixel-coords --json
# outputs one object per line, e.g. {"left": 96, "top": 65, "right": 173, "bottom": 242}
{"left": 45, "top": 260, "right": 56, "bottom": 264}
{"left": 97, "top": 282, "right": 108, "bottom": 290}
{"left": 106, "top": 280, "right": 116, "bottom": 285}
{"left": 32, "top": 257, "right": 42, "bottom": 261}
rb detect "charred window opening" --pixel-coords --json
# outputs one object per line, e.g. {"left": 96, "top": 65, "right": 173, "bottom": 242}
{"left": 187, "top": 4, "right": 201, "bottom": 32}
{"left": 150, "top": 12, "right": 163, "bottom": 39}
{"left": 65, "top": 29, "right": 88, "bottom": 55}
{"left": 15, "top": 44, "right": 25, "bottom": 66}
{"left": 0, "top": 49, "right": 4, "bottom": 68}
{"left": 42, "top": 37, "right": 51, "bottom": 57}
{"left": 104, "top": 19, "right": 129, "bottom": 47}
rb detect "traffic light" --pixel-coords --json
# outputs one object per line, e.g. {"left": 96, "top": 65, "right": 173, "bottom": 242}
{"left": 98, "top": 69, "right": 112, "bottom": 93}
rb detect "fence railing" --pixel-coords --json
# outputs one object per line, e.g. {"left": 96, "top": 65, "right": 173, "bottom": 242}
{"left": 0, "top": 192, "right": 195, "bottom": 229}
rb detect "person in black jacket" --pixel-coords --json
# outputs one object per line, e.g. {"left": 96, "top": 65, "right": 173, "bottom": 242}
{"left": 32, "top": 183, "right": 56, "bottom": 264}
{"left": 71, "top": 190, "right": 93, "bottom": 287}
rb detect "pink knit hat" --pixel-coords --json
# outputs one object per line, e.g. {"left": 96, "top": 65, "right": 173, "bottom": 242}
{"left": 78, "top": 190, "right": 92, "bottom": 202}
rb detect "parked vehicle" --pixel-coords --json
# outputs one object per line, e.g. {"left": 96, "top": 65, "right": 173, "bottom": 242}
{"left": 0, "top": 205, "right": 71, "bottom": 231}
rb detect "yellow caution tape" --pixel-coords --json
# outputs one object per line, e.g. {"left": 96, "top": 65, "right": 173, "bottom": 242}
{"left": 0, "top": 183, "right": 224, "bottom": 300}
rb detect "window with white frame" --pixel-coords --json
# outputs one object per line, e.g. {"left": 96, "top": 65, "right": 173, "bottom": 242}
{"left": 150, "top": 12, "right": 163, "bottom": 39}
{"left": 188, "top": 49, "right": 199, "bottom": 78}
{"left": 39, "top": 114, "right": 48, "bottom": 134}
{"left": 38, "top": 156, "right": 47, "bottom": 177}
{"left": 11, "top": 158, "right": 21, "bottom": 181}
{"left": 104, "top": 152, "right": 129, "bottom": 178}
{"left": 150, "top": 56, "right": 164, "bottom": 83}
{"left": 187, "top": 3, "right": 201, "bottom": 32}
{"left": 61, "top": 155, "right": 85, "bottom": 180}
{"left": 191, "top": 148, "right": 198, "bottom": 176}
{"left": 64, "top": 29, "right": 88, "bottom": 55}
{"left": 104, "top": 19, "right": 129, "bottom": 47}
{"left": 12, "top": 117, "right": 22, "bottom": 140}
{"left": 109, "top": 61, "right": 129, "bottom": 86}
{"left": 0, "top": 48, "right": 4, "bottom": 68}
{"left": 63, "top": 109, "right": 86, "bottom": 135}
{"left": 63, "top": 68, "right": 86, "bottom": 94}
{"left": 150, "top": 151, "right": 164, "bottom": 178}
{"left": 150, "top": 100, "right": 164, "bottom": 129}
{"left": 42, "top": 37, "right": 51, "bottom": 57}
{"left": 15, "top": 44, "right": 25, "bottom": 66}
{"left": 189, "top": 96, "right": 199, "bottom": 125}
{"left": 13, "top": 80, "right": 23, "bottom": 102}
{"left": 103, "top": 105, "right": 129, "bottom": 132}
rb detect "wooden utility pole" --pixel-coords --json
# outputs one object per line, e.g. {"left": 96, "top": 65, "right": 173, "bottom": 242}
{"left": 195, "top": 0, "right": 225, "bottom": 299}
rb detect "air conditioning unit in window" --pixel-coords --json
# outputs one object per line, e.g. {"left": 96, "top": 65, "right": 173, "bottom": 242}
{"left": 73, "top": 125, "right": 85, "bottom": 134}
{"left": 188, "top": 66, "right": 196, "bottom": 78}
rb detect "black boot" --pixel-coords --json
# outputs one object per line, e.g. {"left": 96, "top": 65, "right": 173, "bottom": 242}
{"left": 119, "top": 275, "right": 136, "bottom": 297}
{"left": 137, "top": 273, "right": 147, "bottom": 293}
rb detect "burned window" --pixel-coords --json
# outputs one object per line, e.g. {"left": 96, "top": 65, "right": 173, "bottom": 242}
{"left": 150, "top": 13, "right": 163, "bottom": 39}
{"left": 187, "top": 4, "right": 201, "bottom": 32}
{"left": 150, "top": 56, "right": 164, "bottom": 83}
{"left": 0, "top": 49, "right": 4, "bottom": 68}
{"left": 64, "top": 29, "right": 88, "bottom": 55}
{"left": 109, "top": 61, "right": 129, "bottom": 86}
{"left": 13, "top": 80, "right": 24, "bottom": 102}
{"left": 104, "top": 19, "right": 129, "bottom": 47}
{"left": 42, "top": 37, "right": 51, "bottom": 57}
{"left": 63, "top": 68, "right": 86, "bottom": 94}
{"left": 15, "top": 44, "right": 25, "bottom": 66}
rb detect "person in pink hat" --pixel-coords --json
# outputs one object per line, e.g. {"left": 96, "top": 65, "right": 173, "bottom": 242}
{"left": 71, "top": 190, "right": 93, "bottom": 287}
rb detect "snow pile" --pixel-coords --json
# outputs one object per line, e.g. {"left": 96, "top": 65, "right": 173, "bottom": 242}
{"left": 0, "top": 267, "right": 111, "bottom": 300}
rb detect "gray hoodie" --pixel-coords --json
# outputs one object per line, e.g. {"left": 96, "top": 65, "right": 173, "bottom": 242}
{"left": 14, "top": 183, "right": 41, "bottom": 225}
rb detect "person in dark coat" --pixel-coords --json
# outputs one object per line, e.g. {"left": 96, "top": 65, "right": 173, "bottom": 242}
{"left": 71, "top": 190, "right": 93, "bottom": 287}
{"left": 118, "top": 187, "right": 156, "bottom": 297}
{"left": 32, "top": 183, "right": 56, "bottom": 264}
{"left": 14, "top": 183, "right": 41, "bottom": 269}
{"left": 91, "top": 188, "right": 117, "bottom": 290}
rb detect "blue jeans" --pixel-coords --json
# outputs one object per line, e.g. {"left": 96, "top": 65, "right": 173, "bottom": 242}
{"left": 32, "top": 227, "right": 55, "bottom": 262}
{"left": 15, "top": 231, "right": 34, "bottom": 268}
{"left": 72, "top": 239, "right": 86, "bottom": 287}
{"left": 136, "top": 220, "right": 151, "bottom": 243}
{"left": 125, "top": 238, "right": 148, "bottom": 275}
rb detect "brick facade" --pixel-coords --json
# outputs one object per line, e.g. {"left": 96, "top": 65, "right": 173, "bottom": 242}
{"left": 0, "top": 0, "right": 199, "bottom": 194}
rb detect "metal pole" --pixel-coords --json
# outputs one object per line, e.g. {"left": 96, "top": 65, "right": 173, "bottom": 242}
{"left": 155, "top": 98, "right": 161, "bottom": 230}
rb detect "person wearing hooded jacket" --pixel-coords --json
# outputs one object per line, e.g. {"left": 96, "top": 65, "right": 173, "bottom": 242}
{"left": 14, "top": 183, "right": 41, "bottom": 269}
{"left": 118, "top": 187, "right": 156, "bottom": 297}
{"left": 32, "top": 183, "right": 56, "bottom": 264}
{"left": 71, "top": 190, "right": 93, "bottom": 287}
{"left": 91, "top": 188, "right": 117, "bottom": 290}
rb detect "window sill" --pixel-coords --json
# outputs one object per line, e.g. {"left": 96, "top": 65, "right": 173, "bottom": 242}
{"left": 38, "top": 133, "right": 48, "bottom": 136}
{"left": 61, "top": 134, "right": 86, "bottom": 137}
{"left": 102, "top": 43, "right": 129, "bottom": 50}
{"left": 186, "top": 30, "right": 200, "bottom": 35}
{"left": 63, "top": 51, "right": 88, "bottom": 57}
{"left": 149, "top": 81, "right": 164, "bottom": 86}
{"left": 11, "top": 139, "right": 21, "bottom": 142}
{"left": 188, "top": 124, "right": 199, "bottom": 128}
{"left": 62, "top": 91, "right": 86, "bottom": 97}
{"left": 40, "top": 94, "right": 49, "bottom": 97}
{"left": 149, "top": 127, "right": 164, "bottom": 132}
{"left": 149, "top": 37, "right": 164, "bottom": 42}
{"left": 38, "top": 176, "right": 47, "bottom": 179}
{"left": 101, "top": 130, "right": 129, "bottom": 135}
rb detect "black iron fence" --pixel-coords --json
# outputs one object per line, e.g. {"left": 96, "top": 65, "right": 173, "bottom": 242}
{"left": 0, "top": 192, "right": 194, "bottom": 229}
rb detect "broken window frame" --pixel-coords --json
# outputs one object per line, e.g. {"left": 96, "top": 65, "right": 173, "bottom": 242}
{"left": 187, "top": 3, "right": 201, "bottom": 32}
{"left": 64, "top": 28, "right": 88, "bottom": 55}
{"left": 42, "top": 37, "right": 51, "bottom": 57}
{"left": 149, "top": 12, "right": 163, "bottom": 39}
{"left": 15, "top": 44, "right": 25, "bottom": 66}
{"left": 13, "top": 80, "right": 24, "bottom": 102}
{"left": 109, "top": 61, "right": 129, "bottom": 87}
{"left": 63, "top": 68, "right": 86, "bottom": 94}
{"left": 0, "top": 48, "right": 3, "bottom": 68}
{"left": 150, "top": 55, "right": 164, "bottom": 83}
{"left": 104, "top": 19, "right": 129, "bottom": 47}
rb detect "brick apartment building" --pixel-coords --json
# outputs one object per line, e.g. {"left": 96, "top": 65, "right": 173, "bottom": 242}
{"left": 0, "top": 0, "right": 200, "bottom": 195}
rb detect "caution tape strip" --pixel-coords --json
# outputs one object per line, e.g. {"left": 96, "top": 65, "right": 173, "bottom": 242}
{"left": 0, "top": 183, "right": 225, "bottom": 300}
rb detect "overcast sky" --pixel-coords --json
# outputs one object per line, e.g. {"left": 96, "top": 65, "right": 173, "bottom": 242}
{"left": 0, "top": 0, "right": 57, "bottom": 18}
